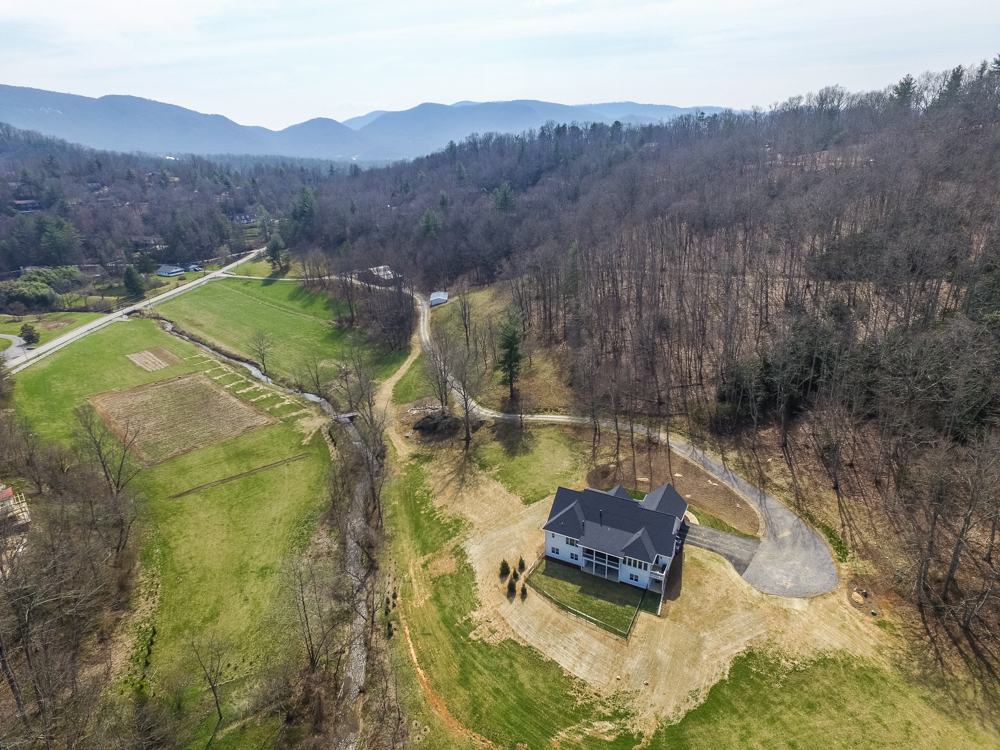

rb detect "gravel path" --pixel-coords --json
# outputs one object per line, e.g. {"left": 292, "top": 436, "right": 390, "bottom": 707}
{"left": 416, "top": 296, "right": 839, "bottom": 598}
{"left": 680, "top": 525, "right": 760, "bottom": 576}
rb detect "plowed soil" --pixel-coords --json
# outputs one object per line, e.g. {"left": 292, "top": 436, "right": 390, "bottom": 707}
{"left": 89, "top": 372, "right": 277, "bottom": 464}
{"left": 126, "top": 347, "right": 183, "bottom": 372}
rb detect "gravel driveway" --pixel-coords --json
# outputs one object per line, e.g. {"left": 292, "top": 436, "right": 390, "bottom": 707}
{"left": 0, "top": 333, "right": 25, "bottom": 361}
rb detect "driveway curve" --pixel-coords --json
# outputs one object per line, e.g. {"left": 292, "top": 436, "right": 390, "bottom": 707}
{"left": 415, "top": 295, "right": 839, "bottom": 599}
{"left": 0, "top": 333, "right": 26, "bottom": 361}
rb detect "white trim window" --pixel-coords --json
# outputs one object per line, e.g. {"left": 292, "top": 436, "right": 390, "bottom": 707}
{"left": 552, "top": 547, "right": 560, "bottom": 556}
{"left": 566, "top": 537, "right": 579, "bottom": 547}
{"left": 629, "top": 573, "right": 639, "bottom": 582}
{"left": 570, "top": 552, "right": 579, "bottom": 561}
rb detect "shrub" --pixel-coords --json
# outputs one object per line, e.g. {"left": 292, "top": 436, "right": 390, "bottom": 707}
{"left": 499, "top": 559, "right": 510, "bottom": 578}
{"left": 518, "top": 557, "right": 525, "bottom": 571}
{"left": 521, "top": 583, "right": 527, "bottom": 598}
{"left": 19, "top": 323, "right": 39, "bottom": 345}
{"left": 507, "top": 577, "right": 516, "bottom": 596}
{"left": 512, "top": 570, "right": 519, "bottom": 582}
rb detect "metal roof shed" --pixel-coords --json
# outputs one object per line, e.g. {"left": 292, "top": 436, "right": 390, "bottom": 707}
{"left": 430, "top": 291, "right": 449, "bottom": 306}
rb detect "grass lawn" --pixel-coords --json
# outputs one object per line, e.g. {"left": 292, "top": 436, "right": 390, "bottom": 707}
{"left": 473, "top": 426, "right": 584, "bottom": 504}
{"left": 11, "top": 320, "right": 332, "bottom": 747}
{"left": 429, "top": 287, "right": 573, "bottom": 413}
{"left": 527, "top": 559, "right": 652, "bottom": 635}
{"left": 0, "top": 338, "right": 9, "bottom": 352}
{"left": 0, "top": 311, "right": 103, "bottom": 346}
{"left": 234, "top": 258, "right": 307, "bottom": 278}
{"left": 653, "top": 649, "right": 996, "bottom": 749}
{"left": 156, "top": 278, "right": 407, "bottom": 380}
{"left": 391, "top": 353, "right": 434, "bottom": 404}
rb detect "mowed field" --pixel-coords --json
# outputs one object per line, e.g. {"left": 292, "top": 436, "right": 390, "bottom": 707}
{"left": 1, "top": 311, "right": 103, "bottom": 346}
{"left": 12, "top": 318, "right": 332, "bottom": 747}
{"left": 156, "top": 278, "right": 408, "bottom": 380}
{"left": 382, "top": 413, "right": 1000, "bottom": 749}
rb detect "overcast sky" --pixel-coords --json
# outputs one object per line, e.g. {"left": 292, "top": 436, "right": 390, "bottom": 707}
{"left": 1, "top": 0, "right": 997, "bottom": 130}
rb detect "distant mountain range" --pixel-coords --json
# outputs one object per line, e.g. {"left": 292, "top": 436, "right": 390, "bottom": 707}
{"left": 0, "top": 84, "right": 724, "bottom": 162}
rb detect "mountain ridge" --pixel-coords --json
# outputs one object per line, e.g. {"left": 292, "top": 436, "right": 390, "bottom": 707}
{"left": 0, "top": 84, "right": 724, "bottom": 161}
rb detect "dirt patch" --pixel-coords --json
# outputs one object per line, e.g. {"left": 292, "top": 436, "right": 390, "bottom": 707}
{"left": 89, "top": 372, "right": 277, "bottom": 464}
{"left": 38, "top": 317, "right": 74, "bottom": 331}
{"left": 588, "top": 443, "right": 760, "bottom": 536}
{"left": 126, "top": 347, "right": 183, "bottom": 372}
{"left": 426, "top": 549, "right": 457, "bottom": 578}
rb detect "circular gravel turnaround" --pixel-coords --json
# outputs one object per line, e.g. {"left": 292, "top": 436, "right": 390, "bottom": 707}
{"left": 0, "top": 333, "right": 26, "bottom": 361}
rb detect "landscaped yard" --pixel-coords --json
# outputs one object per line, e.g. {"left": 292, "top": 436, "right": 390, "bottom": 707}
{"left": 156, "top": 277, "right": 408, "bottom": 380}
{"left": 473, "top": 425, "right": 584, "bottom": 504}
{"left": 527, "top": 558, "right": 655, "bottom": 635}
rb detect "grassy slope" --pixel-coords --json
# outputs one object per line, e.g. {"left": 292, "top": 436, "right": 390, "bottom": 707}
{"left": 0, "top": 311, "right": 103, "bottom": 346}
{"left": 473, "top": 427, "right": 584, "bottom": 504}
{"left": 653, "top": 650, "right": 994, "bottom": 749}
{"left": 235, "top": 258, "right": 307, "bottom": 278}
{"left": 391, "top": 353, "right": 434, "bottom": 405}
{"left": 11, "top": 319, "right": 330, "bottom": 745}
{"left": 156, "top": 278, "right": 407, "bottom": 380}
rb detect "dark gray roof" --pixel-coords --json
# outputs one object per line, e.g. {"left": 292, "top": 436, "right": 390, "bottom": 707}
{"left": 542, "top": 484, "right": 687, "bottom": 563}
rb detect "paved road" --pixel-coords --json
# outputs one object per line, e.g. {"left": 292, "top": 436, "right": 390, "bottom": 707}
{"left": 3, "top": 254, "right": 259, "bottom": 375}
{"left": 0, "top": 333, "right": 26, "bottom": 362}
{"left": 680, "top": 524, "right": 761, "bottom": 576}
{"left": 415, "top": 295, "right": 839, "bottom": 599}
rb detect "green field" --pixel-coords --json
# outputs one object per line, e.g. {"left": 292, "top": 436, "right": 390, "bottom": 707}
{"left": 391, "top": 353, "right": 434, "bottom": 404}
{"left": 156, "top": 278, "right": 407, "bottom": 380}
{"left": 11, "top": 319, "right": 332, "bottom": 748}
{"left": 0, "top": 311, "right": 103, "bottom": 346}
{"left": 527, "top": 559, "right": 655, "bottom": 635}
{"left": 473, "top": 426, "right": 584, "bottom": 504}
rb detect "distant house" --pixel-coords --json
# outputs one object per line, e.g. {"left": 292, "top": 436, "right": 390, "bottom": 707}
{"left": 157, "top": 264, "right": 185, "bottom": 277}
{"left": 430, "top": 291, "right": 449, "bottom": 307}
{"left": 0, "top": 484, "right": 30, "bottom": 534}
{"left": 359, "top": 265, "right": 401, "bottom": 286}
{"left": 542, "top": 483, "right": 687, "bottom": 598}
{"left": 230, "top": 213, "right": 255, "bottom": 225}
{"left": 13, "top": 200, "right": 41, "bottom": 213}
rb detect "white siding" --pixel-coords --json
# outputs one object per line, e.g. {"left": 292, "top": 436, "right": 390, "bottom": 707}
{"left": 547, "top": 532, "right": 582, "bottom": 567}
{"left": 618, "top": 563, "right": 650, "bottom": 588}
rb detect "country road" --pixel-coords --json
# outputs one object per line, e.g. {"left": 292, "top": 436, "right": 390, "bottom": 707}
{"left": 2, "top": 253, "right": 259, "bottom": 375}
{"left": 0, "top": 333, "right": 26, "bottom": 362}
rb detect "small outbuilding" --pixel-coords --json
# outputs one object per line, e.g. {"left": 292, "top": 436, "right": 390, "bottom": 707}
{"left": 157, "top": 264, "right": 185, "bottom": 277}
{"left": 359, "top": 265, "right": 401, "bottom": 286}
{"left": 430, "top": 291, "right": 449, "bottom": 307}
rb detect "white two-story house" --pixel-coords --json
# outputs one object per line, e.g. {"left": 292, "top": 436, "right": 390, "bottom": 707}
{"left": 542, "top": 483, "right": 687, "bottom": 595}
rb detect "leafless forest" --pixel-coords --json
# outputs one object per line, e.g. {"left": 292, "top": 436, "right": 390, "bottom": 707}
{"left": 3, "top": 58, "right": 1000, "bottom": 745}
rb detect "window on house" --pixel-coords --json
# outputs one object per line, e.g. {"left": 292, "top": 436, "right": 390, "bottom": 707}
{"left": 566, "top": 537, "right": 578, "bottom": 547}
{"left": 629, "top": 573, "right": 639, "bottom": 582}
{"left": 552, "top": 547, "right": 560, "bottom": 556}
{"left": 570, "top": 552, "right": 579, "bottom": 561}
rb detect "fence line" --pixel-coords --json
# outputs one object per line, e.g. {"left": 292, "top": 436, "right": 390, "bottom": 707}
{"left": 533, "top": 586, "right": 629, "bottom": 638}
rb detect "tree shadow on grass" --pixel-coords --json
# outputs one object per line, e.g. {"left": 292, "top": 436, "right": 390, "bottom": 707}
{"left": 492, "top": 421, "right": 537, "bottom": 458}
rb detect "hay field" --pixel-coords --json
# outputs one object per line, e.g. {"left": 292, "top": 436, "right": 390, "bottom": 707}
{"left": 89, "top": 372, "right": 277, "bottom": 464}
{"left": 125, "top": 346, "right": 182, "bottom": 372}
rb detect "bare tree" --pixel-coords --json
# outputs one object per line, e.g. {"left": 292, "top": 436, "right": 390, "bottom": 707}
{"left": 190, "top": 633, "right": 228, "bottom": 743}
{"left": 449, "top": 344, "right": 485, "bottom": 446}
{"left": 249, "top": 330, "right": 275, "bottom": 378}
{"left": 456, "top": 284, "right": 473, "bottom": 349}
{"left": 423, "top": 332, "right": 454, "bottom": 410}
{"left": 73, "top": 404, "right": 142, "bottom": 494}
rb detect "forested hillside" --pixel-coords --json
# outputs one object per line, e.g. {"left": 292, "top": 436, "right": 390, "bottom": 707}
{"left": 4, "top": 54, "right": 1000, "bottom": 707}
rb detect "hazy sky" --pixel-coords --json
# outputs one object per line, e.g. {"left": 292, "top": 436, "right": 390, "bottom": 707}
{"left": 2, "top": 0, "right": 997, "bottom": 130}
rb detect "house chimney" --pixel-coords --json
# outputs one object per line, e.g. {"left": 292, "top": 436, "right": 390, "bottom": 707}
{"left": 599, "top": 509, "right": 603, "bottom": 525}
